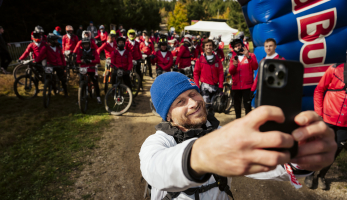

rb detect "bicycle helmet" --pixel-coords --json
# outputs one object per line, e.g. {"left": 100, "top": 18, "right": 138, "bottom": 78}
{"left": 82, "top": 30, "right": 91, "bottom": 39}
{"left": 127, "top": 29, "right": 136, "bottom": 40}
{"left": 66, "top": 25, "right": 73, "bottom": 35}
{"left": 120, "top": 29, "right": 126, "bottom": 34}
{"left": 35, "top": 25, "right": 44, "bottom": 33}
{"left": 158, "top": 35, "right": 168, "bottom": 51}
{"left": 47, "top": 33, "right": 59, "bottom": 46}
{"left": 213, "top": 39, "right": 219, "bottom": 51}
{"left": 81, "top": 38, "right": 91, "bottom": 50}
{"left": 110, "top": 30, "right": 117, "bottom": 38}
{"left": 183, "top": 34, "right": 193, "bottom": 46}
{"left": 31, "top": 30, "right": 42, "bottom": 43}
{"left": 116, "top": 37, "right": 126, "bottom": 50}
{"left": 99, "top": 25, "right": 105, "bottom": 30}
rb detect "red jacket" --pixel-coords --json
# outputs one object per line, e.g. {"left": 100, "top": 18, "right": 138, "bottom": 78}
{"left": 97, "top": 42, "right": 116, "bottom": 59}
{"left": 152, "top": 50, "right": 173, "bottom": 71}
{"left": 194, "top": 55, "right": 224, "bottom": 89}
{"left": 251, "top": 54, "right": 285, "bottom": 92}
{"left": 219, "top": 41, "right": 225, "bottom": 50}
{"left": 62, "top": 34, "right": 79, "bottom": 52}
{"left": 94, "top": 31, "right": 108, "bottom": 43}
{"left": 175, "top": 45, "right": 191, "bottom": 69}
{"left": 140, "top": 41, "right": 155, "bottom": 55}
{"left": 214, "top": 48, "right": 225, "bottom": 62}
{"left": 73, "top": 39, "right": 98, "bottom": 54}
{"left": 110, "top": 50, "right": 133, "bottom": 71}
{"left": 171, "top": 47, "right": 180, "bottom": 57}
{"left": 228, "top": 52, "right": 258, "bottom": 90}
{"left": 314, "top": 64, "right": 347, "bottom": 127}
{"left": 76, "top": 49, "right": 100, "bottom": 72}
{"left": 150, "top": 36, "right": 156, "bottom": 43}
{"left": 19, "top": 42, "right": 46, "bottom": 60}
{"left": 125, "top": 40, "right": 142, "bottom": 60}
{"left": 35, "top": 45, "right": 66, "bottom": 67}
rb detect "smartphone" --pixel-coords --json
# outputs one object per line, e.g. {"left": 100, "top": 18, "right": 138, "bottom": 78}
{"left": 256, "top": 59, "right": 304, "bottom": 158}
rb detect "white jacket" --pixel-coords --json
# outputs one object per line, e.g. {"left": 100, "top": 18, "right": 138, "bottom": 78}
{"left": 139, "top": 123, "right": 311, "bottom": 200}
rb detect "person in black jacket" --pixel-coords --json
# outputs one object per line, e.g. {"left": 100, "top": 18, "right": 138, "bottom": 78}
{"left": 76, "top": 25, "right": 83, "bottom": 40}
{"left": 0, "top": 26, "right": 12, "bottom": 74}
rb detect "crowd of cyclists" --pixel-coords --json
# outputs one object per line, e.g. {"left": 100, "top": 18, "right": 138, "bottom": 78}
{"left": 9, "top": 23, "right": 255, "bottom": 116}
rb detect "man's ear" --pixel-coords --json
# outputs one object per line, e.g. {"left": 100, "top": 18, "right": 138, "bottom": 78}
{"left": 166, "top": 112, "right": 171, "bottom": 122}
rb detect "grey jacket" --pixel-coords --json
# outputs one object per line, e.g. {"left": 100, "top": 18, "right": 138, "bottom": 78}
{"left": 87, "top": 26, "right": 98, "bottom": 38}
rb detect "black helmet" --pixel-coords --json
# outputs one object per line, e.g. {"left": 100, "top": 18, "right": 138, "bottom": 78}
{"left": 230, "top": 36, "right": 244, "bottom": 48}
{"left": 47, "top": 33, "right": 59, "bottom": 43}
{"left": 120, "top": 29, "right": 126, "bottom": 34}
{"left": 116, "top": 36, "right": 126, "bottom": 44}
{"left": 213, "top": 39, "right": 219, "bottom": 51}
{"left": 81, "top": 38, "right": 91, "bottom": 45}
{"left": 212, "top": 94, "right": 228, "bottom": 113}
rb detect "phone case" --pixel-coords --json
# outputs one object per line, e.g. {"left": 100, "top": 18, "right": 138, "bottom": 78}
{"left": 256, "top": 59, "right": 304, "bottom": 158}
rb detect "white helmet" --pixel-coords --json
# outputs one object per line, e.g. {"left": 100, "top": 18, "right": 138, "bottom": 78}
{"left": 82, "top": 30, "right": 92, "bottom": 39}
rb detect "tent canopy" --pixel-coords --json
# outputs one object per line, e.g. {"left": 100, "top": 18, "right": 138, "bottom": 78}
{"left": 184, "top": 21, "right": 238, "bottom": 44}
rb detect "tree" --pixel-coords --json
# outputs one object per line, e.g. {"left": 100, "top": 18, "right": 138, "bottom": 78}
{"left": 186, "top": 0, "right": 209, "bottom": 22}
{"left": 226, "top": 1, "right": 250, "bottom": 36}
{"left": 167, "top": 1, "right": 189, "bottom": 34}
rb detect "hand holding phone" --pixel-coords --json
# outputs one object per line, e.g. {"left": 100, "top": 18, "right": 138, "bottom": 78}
{"left": 256, "top": 59, "right": 304, "bottom": 158}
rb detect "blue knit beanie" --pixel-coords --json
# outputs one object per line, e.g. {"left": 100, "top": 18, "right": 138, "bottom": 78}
{"left": 150, "top": 72, "right": 200, "bottom": 121}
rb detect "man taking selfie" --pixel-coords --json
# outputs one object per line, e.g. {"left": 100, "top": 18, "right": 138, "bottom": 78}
{"left": 140, "top": 72, "right": 336, "bottom": 200}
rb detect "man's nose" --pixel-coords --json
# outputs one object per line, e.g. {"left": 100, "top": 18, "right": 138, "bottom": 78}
{"left": 187, "top": 97, "right": 198, "bottom": 109}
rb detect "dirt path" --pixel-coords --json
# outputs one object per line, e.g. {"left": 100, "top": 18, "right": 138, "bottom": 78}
{"left": 64, "top": 72, "right": 347, "bottom": 200}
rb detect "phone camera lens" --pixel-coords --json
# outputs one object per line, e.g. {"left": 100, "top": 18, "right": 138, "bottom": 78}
{"left": 277, "top": 71, "right": 285, "bottom": 80}
{"left": 268, "top": 64, "right": 276, "bottom": 73}
{"left": 267, "top": 76, "right": 275, "bottom": 85}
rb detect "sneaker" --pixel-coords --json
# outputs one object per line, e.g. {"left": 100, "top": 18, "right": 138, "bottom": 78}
{"left": 304, "top": 174, "right": 314, "bottom": 189}
{"left": 318, "top": 177, "right": 327, "bottom": 190}
{"left": 97, "top": 97, "right": 102, "bottom": 104}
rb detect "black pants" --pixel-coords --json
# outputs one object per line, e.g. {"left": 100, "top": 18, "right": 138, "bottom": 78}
{"left": 145, "top": 56, "right": 152, "bottom": 77}
{"left": 110, "top": 70, "right": 132, "bottom": 91}
{"left": 135, "top": 60, "right": 143, "bottom": 88}
{"left": 316, "top": 123, "right": 347, "bottom": 178}
{"left": 87, "top": 72, "right": 100, "bottom": 97}
{"left": 0, "top": 51, "right": 12, "bottom": 70}
{"left": 54, "top": 68, "right": 68, "bottom": 95}
{"left": 233, "top": 89, "right": 252, "bottom": 119}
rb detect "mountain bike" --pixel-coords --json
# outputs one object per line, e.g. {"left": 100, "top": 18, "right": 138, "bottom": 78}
{"left": 13, "top": 61, "right": 45, "bottom": 100}
{"left": 223, "top": 68, "right": 233, "bottom": 113}
{"left": 104, "top": 65, "right": 133, "bottom": 116}
{"left": 78, "top": 66, "right": 97, "bottom": 114}
{"left": 13, "top": 59, "right": 46, "bottom": 85}
{"left": 103, "top": 58, "right": 112, "bottom": 95}
{"left": 42, "top": 66, "right": 62, "bottom": 108}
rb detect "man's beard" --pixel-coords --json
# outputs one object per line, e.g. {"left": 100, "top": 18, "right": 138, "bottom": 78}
{"left": 171, "top": 101, "right": 208, "bottom": 130}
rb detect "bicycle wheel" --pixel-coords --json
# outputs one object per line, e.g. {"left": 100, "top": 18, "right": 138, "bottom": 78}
{"left": 14, "top": 75, "right": 39, "bottom": 100}
{"left": 105, "top": 84, "right": 132, "bottom": 116}
{"left": 223, "top": 83, "right": 233, "bottom": 113}
{"left": 104, "top": 72, "right": 110, "bottom": 95}
{"left": 13, "top": 64, "right": 28, "bottom": 85}
{"left": 130, "top": 72, "right": 141, "bottom": 98}
{"left": 43, "top": 79, "right": 52, "bottom": 108}
{"left": 149, "top": 98, "right": 160, "bottom": 117}
{"left": 78, "top": 82, "right": 88, "bottom": 114}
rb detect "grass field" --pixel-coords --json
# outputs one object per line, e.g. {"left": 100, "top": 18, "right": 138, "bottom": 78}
{"left": 0, "top": 62, "right": 114, "bottom": 199}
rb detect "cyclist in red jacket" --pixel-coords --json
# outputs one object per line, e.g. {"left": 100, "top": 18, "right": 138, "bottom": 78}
{"left": 110, "top": 37, "right": 133, "bottom": 90}
{"left": 76, "top": 38, "right": 102, "bottom": 104}
{"left": 95, "top": 25, "right": 108, "bottom": 44}
{"left": 62, "top": 25, "right": 79, "bottom": 53}
{"left": 228, "top": 36, "right": 258, "bottom": 119}
{"left": 126, "top": 29, "right": 143, "bottom": 89}
{"left": 175, "top": 35, "right": 193, "bottom": 71}
{"left": 152, "top": 36, "right": 173, "bottom": 76}
{"left": 309, "top": 62, "right": 347, "bottom": 190}
{"left": 194, "top": 38, "right": 224, "bottom": 114}
{"left": 73, "top": 31, "right": 99, "bottom": 54}
{"left": 35, "top": 34, "right": 68, "bottom": 96}
{"left": 19, "top": 30, "right": 46, "bottom": 62}
{"left": 140, "top": 36, "right": 155, "bottom": 78}
{"left": 35, "top": 25, "right": 47, "bottom": 43}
